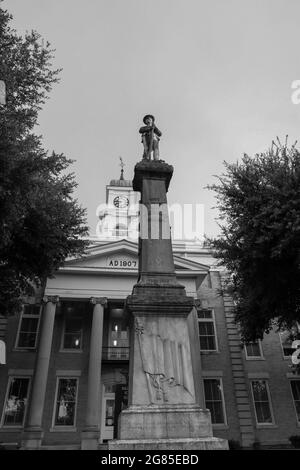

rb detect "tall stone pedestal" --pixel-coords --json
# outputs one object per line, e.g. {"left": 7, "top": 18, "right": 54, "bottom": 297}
{"left": 108, "top": 160, "right": 228, "bottom": 450}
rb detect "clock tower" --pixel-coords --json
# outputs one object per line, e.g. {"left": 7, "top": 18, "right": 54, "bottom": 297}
{"left": 96, "top": 164, "right": 139, "bottom": 240}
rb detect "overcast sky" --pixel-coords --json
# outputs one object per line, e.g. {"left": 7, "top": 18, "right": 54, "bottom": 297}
{"left": 4, "top": 0, "right": 300, "bottom": 238}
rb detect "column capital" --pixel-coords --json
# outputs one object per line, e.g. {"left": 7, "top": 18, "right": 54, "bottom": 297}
{"left": 90, "top": 297, "right": 107, "bottom": 306}
{"left": 42, "top": 295, "right": 60, "bottom": 304}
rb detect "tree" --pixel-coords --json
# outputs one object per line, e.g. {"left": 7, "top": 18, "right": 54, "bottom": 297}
{"left": 208, "top": 137, "right": 300, "bottom": 341}
{"left": 0, "top": 5, "right": 88, "bottom": 316}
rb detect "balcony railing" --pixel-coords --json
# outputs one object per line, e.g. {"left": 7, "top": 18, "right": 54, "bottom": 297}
{"left": 102, "top": 347, "right": 129, "bottom": 361}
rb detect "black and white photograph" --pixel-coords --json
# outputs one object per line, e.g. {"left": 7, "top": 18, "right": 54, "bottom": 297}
{"left": 0, "top": 0, "right": 300, "bottom": 458}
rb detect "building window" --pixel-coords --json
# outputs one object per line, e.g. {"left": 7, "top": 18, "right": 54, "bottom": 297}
{"left": 197, "top": 309, "right": 217, "bottom": 351}
{"left": 203, "top": 378, "right": 226, "bottom": 424}
{"left": 106, "top": 315, "right": 129, "bottom": 360}
{"left": 245, "top": 341, "right": 263, "bottom": 359}
{"left": 16, "top": 304, "right": 41, "bottom": 349}
{"left": 290, "top": 380, "right": 300, "bottom": 423}
{"left": 110, "top": 319, "right": 128, "bottom": 347}
{"left": 53, "top": 378, "right": 78, "bottom": 427}
{"left": 1, "top": 377, "right": 30, "bottom": 427}
{"left": 251, "top": 380, "right": 274, "bottom": 425}
{"left": 62, "top": 302, "right": 85, "bottom": 350}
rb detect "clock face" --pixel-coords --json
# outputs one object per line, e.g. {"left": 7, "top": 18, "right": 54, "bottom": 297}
{"left": 113, "top": 195, "right": 129, "bottom": 208}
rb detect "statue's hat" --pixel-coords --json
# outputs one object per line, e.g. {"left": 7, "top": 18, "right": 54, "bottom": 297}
{"left": 143, "top": 114, "right": 155, "bottom": 124}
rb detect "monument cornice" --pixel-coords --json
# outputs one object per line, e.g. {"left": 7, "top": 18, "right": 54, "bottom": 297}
{"left": 126, "top": 294, "right": 195, "bottom": 317}
{"left": 133, "top": 160, "right": 174, "bottom": 193}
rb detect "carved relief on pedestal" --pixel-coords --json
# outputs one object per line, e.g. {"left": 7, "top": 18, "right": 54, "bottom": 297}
{"left": 135, "top": 318, "right": 194, "bottom": 404}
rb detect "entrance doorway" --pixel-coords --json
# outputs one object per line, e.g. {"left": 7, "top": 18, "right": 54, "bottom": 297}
{"left": 101, "top": 386, "right": 115, "bottom": 442}
{"left": 100, "top": 382, "right": 128, "bottom": 442}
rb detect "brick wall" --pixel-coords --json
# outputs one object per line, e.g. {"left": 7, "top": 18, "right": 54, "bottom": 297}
{"left": 198, "top": 271, "right": 242, "bottom": 444}
{"left": 242, "top": 329, "right": 300, "bottom": 446}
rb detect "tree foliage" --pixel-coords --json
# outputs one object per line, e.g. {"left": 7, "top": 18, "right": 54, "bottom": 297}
{"left": 0, "top": 5, "right": 88, "bottom": 316}
{"left": 209, "top": 138, "right": 300, "bottom": 341}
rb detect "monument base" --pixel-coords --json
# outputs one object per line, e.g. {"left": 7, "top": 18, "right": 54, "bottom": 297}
{"left": 116, "top": 404, "right": 214, "bottom": 440}
{"left": 108, "top": 437, "right": 228, "bottom": 451}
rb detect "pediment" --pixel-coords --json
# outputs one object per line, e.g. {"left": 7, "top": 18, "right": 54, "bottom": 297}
{"left": 173, "top": 255, "right": 210, "bottom": 272}
{"left": 66, "top": 250, "right": 138, "bottom": 270}
{"left": 64, "top": 240, "right": 138, "bottom": 270}
{"left": 62, "top": 239, "right": 210, "bottom": 274}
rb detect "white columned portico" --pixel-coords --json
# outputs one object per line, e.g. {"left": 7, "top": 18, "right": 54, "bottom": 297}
{"left": 22, "top": 295, "right": 59, "bottom": 449}
{"left": 81, "top": 297, "right": 107, "bottom": 450}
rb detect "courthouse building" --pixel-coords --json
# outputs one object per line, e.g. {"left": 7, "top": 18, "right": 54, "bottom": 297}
{"left": 0, "top": 171, "right": 299, "bottom": 449}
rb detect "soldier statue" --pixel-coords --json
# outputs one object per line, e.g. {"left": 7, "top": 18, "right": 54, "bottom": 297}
{"left": 139, "top": 115, "right": 162, "bottom": 161}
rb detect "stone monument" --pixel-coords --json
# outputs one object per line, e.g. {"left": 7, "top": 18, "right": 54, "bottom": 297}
{"left": 108, "top": 116, "right": 228, "bottom": 450}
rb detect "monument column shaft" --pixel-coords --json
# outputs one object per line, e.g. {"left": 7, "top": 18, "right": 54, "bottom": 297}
{"left": 139, "top": 178, "right": 175, "bottom": 278}
{"left": 133, "top": 161, "right": 180, "bottom": 287}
